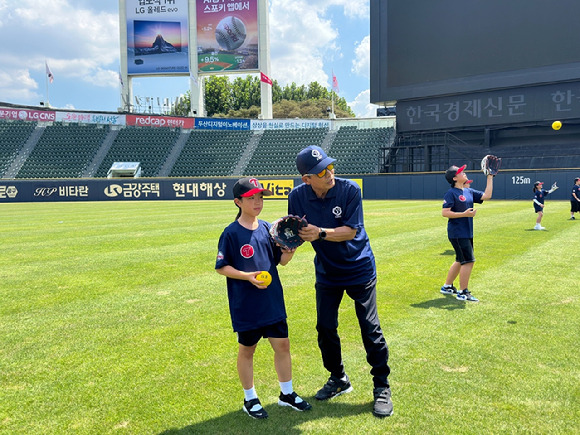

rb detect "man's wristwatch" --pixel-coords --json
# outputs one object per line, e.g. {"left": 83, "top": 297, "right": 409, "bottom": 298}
{"left": 319, "top": 228, "right": 327, "bottom": 240}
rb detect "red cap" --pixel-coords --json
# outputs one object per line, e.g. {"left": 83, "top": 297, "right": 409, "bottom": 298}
{"left": 233, "top": 177, "right": 273, "bottom": 198}
{"left": 445, "top": 164, "right": 467, "bottom": 184}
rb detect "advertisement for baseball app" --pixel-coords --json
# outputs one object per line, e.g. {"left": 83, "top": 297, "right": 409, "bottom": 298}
{"left": 126, "top": 0, "right": 190, "bottom": 75}
{"left": 196, "top": 0, "right": 259, "bottom": 74}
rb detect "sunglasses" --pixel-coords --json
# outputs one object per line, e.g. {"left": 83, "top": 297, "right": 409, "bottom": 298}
{"left": 310, "top": 163, "right": 335, "bottom": 178}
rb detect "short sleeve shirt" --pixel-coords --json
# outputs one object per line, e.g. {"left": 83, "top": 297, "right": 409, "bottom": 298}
{"left": 442, "top": 187, "right": 484, "bottom": 239}
{"left": 215, "top": 220, "right": 286, "bottom": 332}
{"left": 288, "top": 177, "right": 376, "bottom": 286}
{"left": 571, "top": 184, "right": 580, "bottom": 201}
{"left": 534, "top": 189, "right": 547, "bottom": 204}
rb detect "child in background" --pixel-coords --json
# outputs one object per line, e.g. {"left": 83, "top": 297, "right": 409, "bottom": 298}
{"left": 569, "top": 177, "right": 580, "bottom": 220}
{"left": 441, "top": 165, "right": 494, "bottom": 302}
{"left": 532, "top": 181, "right": 558, "bottom": 230}
{"left": 215, "top": 177, "right": 311, "bottom": 419}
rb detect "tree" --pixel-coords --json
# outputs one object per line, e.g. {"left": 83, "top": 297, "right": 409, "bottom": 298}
{"left": 307, "top": 81, "right": 327, "bottom": 100}
{"left": 170, "top": 75, "right": 356, "bottom": 118}
{"left": 173, "top": 92, "right": 191, "bottom": 117}
{"left": 204, "top": 76, "right": 231, "bottom": 116}
{"left": 230, "top": 76, "right": 261, "bottom": 110}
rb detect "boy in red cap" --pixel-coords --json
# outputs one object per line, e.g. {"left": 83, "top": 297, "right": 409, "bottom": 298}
{"left": 440, "top": 165, "right": 494, "bottom": 302}
{"left": 216, "top": 177, "right": 312, "bottom": 419}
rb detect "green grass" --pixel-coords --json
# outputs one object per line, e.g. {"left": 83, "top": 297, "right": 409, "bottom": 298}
{"left": 0, "top": 200, "right": 578, "bottom": 434}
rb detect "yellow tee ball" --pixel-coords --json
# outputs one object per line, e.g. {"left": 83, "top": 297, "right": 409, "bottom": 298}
{"left": 257, "top": 271, "right": 272, "bottom": 287}
{"left": 552, "top": 121, "right": 562, "bottom": 130}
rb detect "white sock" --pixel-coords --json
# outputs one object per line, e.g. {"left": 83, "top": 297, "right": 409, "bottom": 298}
{"left": 443, "top": 284, "right": 453, "bottom": 288}
{"left": 244, "top": 386, "right": 258, "bottom": 401}
{"left": 280, "top": 380, "right": 293, "bottom": 395}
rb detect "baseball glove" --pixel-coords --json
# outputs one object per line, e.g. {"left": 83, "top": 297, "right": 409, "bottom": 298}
{"left": 481, "top": 154, "right": 502, "bottom": 176}
{"left": 270, "top": 215, "right": 308, "bottom": 250}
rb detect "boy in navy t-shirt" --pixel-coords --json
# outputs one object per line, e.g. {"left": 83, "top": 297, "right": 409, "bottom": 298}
{"left": 441, "top": 165, "right": 494, "bottom": 302}
{"left": 569, "top": 177, "right": 580, "bottom": 220}
{"left": 532, "top": 181, "right": 558, "bottom": 230}
{"left": 216, "top": 177, "right": 311, "bottom": 419}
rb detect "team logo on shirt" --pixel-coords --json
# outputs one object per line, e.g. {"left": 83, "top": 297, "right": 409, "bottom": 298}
{"left": 459, "top": 195, "right": 466, "bottom": 202}
{"left": 240, "top": 244, "right": 254, "bottom": 258}
{"left": 217, "top": 251, "right": 224, "bottom": 261}
{"left": 332, "top": 206, "right": 342, "bottom": 218}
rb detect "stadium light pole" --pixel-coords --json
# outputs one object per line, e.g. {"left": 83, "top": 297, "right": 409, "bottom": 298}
{"left": 118, "top": 0, "right": 132, "bottom": 113}
{"left": 188, "top": 2, "right": 202, "bottom": 117}
{"left": 258, "top": 0, "right": 273, "bottom": 119}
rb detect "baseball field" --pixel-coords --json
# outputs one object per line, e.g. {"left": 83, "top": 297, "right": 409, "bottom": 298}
{"left": 1, "top": 199, "right": 578, "bottom": 434}
{"left": 198, "top": 54, "right": 243, "bottom": 72}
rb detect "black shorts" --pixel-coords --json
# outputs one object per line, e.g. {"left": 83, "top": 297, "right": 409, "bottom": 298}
{"left": 237, "top": 319, "right": 288, "bottom": 347}
{"left": 572, "top": 200, "right": 580, "bottom": 213}
{"left": 449, "top": 238, "right": 475, "bottom": 264}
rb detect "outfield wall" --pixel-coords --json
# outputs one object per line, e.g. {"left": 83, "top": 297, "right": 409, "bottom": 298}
{"left": 1, "top": 169, "right": 578, "bottom": 203}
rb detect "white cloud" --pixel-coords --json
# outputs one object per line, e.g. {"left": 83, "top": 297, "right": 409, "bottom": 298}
{"left": 269, "top": 1, "right": 338, "bottom": 88}
{"left": 0, "top": 0, "right": 119, "bottom": 105}
{"left": 332, "top": 0, "right": 369, "bottom": 20}
{"left": 349, "top": 89, "right": 379, "bottom": 118}
{"left": 348, "top": 35, "right": 373, "bottom": 117}
{"left": 268, "top": 0, "right": 371, "bottom": 115}
{"left": 352, "top": 35, "right": 370, "bottom": 78}
{"left": 0, "top": 67, "right": 39, "bottom": 101}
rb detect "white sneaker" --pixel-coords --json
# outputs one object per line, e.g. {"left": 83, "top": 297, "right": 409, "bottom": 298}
{"left": 534, "top": 225, "right": 545, "bottom": 230}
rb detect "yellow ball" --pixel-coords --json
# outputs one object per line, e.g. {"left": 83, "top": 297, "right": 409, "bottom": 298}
{"left": 552, "top": 121, "right": 562, "bottom": 130}
{"left": 256, "top": 271, "right": 272, "bottom": 287}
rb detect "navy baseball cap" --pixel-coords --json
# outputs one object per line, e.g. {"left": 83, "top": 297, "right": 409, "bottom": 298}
{"left": 445, "top": 164, "right": 466, "bottom": 184}
{"left": 233, "top": 177, "right": 273, "bottom": 198}
{"left": 296, "top": 145, "right": 336, "bottom": 176}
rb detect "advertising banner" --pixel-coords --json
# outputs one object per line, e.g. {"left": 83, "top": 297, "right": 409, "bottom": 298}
{"left": 0, "top": 108, "right": 56, "bottom": 122}
{"left": 250, "top": 119, "right": 332, "bottom": 130}
{"left": 0, "top": 178, "right": 295, "bottom": 203}
{"left": 126, "top": 0, "right": 190, "bottom": 75}
{"left": 126, "top": 114, "right": 195, "bottom": 129}
{"left": 2, "top": 171, "right": 577, "bottom": 202}
{"left": 397, "top": 81, "right": 580, "bottom": 132}
{"left": 195, "top": 117, "right": 250, "bottom": 130}
{"left": 55, "top": 112, "right": 126, "bottom": 125}
{"left": 196, "top": 0, "right": 259, "bottom": 74}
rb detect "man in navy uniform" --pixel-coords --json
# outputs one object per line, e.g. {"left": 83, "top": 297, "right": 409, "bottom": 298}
{"left": 288, "top": 145, "right": 393, "bottom": 418}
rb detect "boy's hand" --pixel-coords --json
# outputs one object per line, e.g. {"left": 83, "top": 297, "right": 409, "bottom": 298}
{"left": 464, "top": 208, "right": 477, "bottom": 217}
{"left": 249, "top": 271, "right": 268, "bottom": 289}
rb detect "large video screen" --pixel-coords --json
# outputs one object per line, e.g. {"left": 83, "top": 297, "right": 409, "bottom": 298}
{"left": 371, "top": 0, "right": 580, "bottom": 105}
{"left": 126, "top": 0, "right": 189, "bottom": 75}
{"left": 196, "top": 0, "right": 259, "bottom": 74}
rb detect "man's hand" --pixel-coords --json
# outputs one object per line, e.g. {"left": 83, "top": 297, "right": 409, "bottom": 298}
{"left": 298, "top": 224, "right": 321, "bottom": 242}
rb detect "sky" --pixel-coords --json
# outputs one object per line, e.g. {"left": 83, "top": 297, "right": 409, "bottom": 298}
{"left": 0, "top": 0, "right": 379, "bottom": 118}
